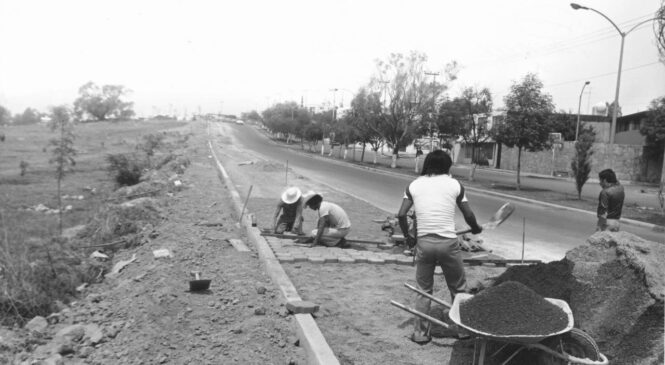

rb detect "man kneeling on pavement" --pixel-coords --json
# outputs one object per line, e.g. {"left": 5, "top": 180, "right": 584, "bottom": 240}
{"left": 302, "top": 191, "right": 351, "bottom": 247}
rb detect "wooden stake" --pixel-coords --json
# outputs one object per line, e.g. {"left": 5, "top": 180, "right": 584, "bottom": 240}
{"left": 521, "top": 217, "right": 526, "bottom": 264}
{"left": 239, "top": 185, "right": 253, "bottom": 224}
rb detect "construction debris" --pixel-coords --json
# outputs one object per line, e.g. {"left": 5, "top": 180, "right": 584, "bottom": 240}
{"left": 152, "top": 249, "right": 172, "bottom": 258}
{"left": 108, "top": 254, "right": 137, "bottom": 277}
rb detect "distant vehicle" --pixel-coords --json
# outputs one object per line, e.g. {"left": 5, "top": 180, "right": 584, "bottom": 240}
{"left": 235, "top": 120, "right": 245, "bottom": 125}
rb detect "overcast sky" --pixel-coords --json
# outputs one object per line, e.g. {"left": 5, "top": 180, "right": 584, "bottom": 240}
{"left": 1, "top": 0, "right": 663, "bottom": 118}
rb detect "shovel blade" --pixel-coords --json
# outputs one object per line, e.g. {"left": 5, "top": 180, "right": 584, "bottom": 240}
{"left": 484, "top": 202, "right": 515, "bottom": 230}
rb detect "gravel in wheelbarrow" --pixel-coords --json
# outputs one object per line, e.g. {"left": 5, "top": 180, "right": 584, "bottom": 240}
{"left": 450, "top": 281, "right": 573, "bottom": 343}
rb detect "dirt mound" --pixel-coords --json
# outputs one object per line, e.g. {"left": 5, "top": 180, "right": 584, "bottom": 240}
{"left": 77, "top": 198, "right": 162, "bottom": 246}
{"left": 493, "top": 231, "right": 664, "bottom": 365}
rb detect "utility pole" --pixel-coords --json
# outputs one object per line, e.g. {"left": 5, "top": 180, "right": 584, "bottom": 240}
{"left": 424, "top": 72, "right": 440, "bottom": 151}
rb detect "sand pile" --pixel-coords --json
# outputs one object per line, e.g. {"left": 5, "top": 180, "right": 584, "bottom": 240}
{"left": 493, "top": 231, "right": 664, "bottom": 365}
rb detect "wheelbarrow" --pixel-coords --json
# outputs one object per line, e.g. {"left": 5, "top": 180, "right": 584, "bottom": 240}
{"left": 391, "top": 283, "right": 608, "bottom": 365}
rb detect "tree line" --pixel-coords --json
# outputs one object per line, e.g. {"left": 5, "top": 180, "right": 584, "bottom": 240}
{"left": 0, "top": 81, "right": 135, "bottom": 126}
{"left": 258, "top": 51, "right": 665, "bottom": 195}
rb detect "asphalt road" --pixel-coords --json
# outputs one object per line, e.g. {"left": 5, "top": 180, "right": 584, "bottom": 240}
{"left": 218, "top": 123, "right": 663, "bottom": 261}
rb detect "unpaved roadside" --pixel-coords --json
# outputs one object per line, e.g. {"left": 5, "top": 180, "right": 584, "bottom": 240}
{"left": 5, "top": 121, "right": 307, "bottom": 365}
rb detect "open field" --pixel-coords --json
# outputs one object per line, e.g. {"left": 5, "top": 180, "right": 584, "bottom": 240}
{"left": 0, "top": 120, "right": 188, "bottom": 240}
{"left": 0, "top": 119, "right": 189, "bottom": 323}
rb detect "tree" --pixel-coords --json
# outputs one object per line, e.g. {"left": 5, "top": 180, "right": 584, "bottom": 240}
{"left": 73, "top": 82, "right": 135, "bottom": 121}
{"left": 570, "top": 130, "right": 595, "bottom": 200}
{"left": 0, "top": 105, "right": 11, "bottom": 126}
{"left": 641, "top": 96, "right": 665, "bottom": 212}
{"left": 261, "top": 102, "right": 311, "bottom": 145}
{"left": 438, "top": 87, "right": 493, "bottom": 180}
{"left": 48, "top": 106, "right": 77, "bottom": 235}
{"left": 13, "top": 108, "right": 41, "bottom": 125}
{"left": 370, "top": 51, "right": 457, "bottom": 168}
{"left": 348, "top": 88, "right": 384, "bottom": 163}
{"left": 310, "top": 109, "right": 335, "bottom": 155}
{"left": 241, "top": 110, "right": 262, "bottom": 122}
{"left": 547, "top": 112, "right": 594, "bottom": 142}
{"left": 493, "top": 73, "right": 555, "bottom": 190}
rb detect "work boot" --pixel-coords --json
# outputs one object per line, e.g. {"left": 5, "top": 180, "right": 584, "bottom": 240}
{"left": 410, "top": 332, "right": 432, "bottom": 345}
{"left": 337, "top": 237, "right": 350, "bottom": 248}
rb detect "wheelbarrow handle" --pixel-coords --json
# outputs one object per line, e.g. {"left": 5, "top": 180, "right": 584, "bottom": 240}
{"left": 390, "top": 300, "right": 450, "bottom": 329}
{"left": 404, "top": 283, "right": 452, "bottom": 309}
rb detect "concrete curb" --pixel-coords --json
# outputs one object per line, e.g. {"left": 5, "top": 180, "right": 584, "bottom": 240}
{"left": 288, "top": 148, "right": 664, "bottom": 233}
{"left": 207, "top": 140, "right": 340, "bottom": 365}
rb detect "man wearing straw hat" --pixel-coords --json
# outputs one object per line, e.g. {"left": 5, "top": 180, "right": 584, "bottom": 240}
{"left": 273, "top": 187, "right": 304, "bottom": 234}
{"left": 302, "top": 191, "right": 351, "bottom": 247}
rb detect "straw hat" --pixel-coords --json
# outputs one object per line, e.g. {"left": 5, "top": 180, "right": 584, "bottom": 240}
{"left": 301, "top": 190, "right": 321, "bottom": 206}
{"left": 281, "top": 187, "right": 302, "bottom": 204}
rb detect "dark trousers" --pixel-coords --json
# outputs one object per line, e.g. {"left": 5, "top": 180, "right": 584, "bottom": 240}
{"left": 413, "top": 235, "right": 466, "bottom": 334}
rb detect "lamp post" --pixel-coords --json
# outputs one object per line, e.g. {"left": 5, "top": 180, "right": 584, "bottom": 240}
{"left": 575, "top": 81, "right": 590, "bottom": 142}
{"left": 571, "top": 3, "right": 657, "bottom": 144}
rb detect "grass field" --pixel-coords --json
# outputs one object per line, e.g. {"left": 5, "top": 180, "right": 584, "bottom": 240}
{"left": 0, "top": 119, "right": 189, "bottom": 323}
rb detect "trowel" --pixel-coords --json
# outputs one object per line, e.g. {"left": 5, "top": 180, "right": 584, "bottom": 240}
{"left": 189, "top": 271, "right": 211, "bottom": 292}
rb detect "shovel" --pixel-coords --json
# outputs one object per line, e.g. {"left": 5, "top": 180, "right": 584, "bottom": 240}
{"left": 189, "top": 271, "right": 211, "bottom": 292}
{"left": 456, "top": 202, "right": 515, "bottom": 235}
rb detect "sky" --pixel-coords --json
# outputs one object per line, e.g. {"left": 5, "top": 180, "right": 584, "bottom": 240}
{"left": 0, "top": 0, "right": 663, "bottom": 118}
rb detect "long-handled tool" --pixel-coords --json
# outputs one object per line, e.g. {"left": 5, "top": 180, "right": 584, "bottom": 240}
{"left": 456, "top": 202, "right": 515, "bottom": 235}
{"left": 189, "top": 271, "right": 211, "bottom": 292}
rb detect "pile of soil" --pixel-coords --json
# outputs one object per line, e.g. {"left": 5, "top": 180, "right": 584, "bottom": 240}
{"left": 492, "top": 231, "right": 664, "bottom": 364}
{"left": 77, "top": 198, "right": 162, "bottom": 246}
{"left": 460, "top": 281, "right": 569, "bottom": 336}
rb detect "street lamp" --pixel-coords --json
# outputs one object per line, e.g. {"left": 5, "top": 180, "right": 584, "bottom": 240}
{"left": 575, "top": 81, "right": 590, "bottom": 142}
{"left": 570, "top": 3, "right": 657, "bottom": 144}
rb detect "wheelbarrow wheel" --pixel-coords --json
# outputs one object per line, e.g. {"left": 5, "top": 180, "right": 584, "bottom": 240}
{"left": 538, "top": 328, "right": 602, "bottom": 365}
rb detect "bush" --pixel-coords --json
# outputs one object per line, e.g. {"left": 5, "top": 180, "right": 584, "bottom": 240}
{"left": 0, "top": 237, "right": 98, "bottom": 325}
{"left": 106, "top": 153, "right": 144, "bottom": 186}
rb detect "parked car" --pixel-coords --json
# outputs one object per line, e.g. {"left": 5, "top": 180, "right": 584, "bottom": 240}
{"left": 235, "top": 120, "right": 245, "bottom": 125}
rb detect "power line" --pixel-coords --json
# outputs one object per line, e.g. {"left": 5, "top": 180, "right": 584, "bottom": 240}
{"left": 466, "top": 14, "right": 656, "bottom": 68}
{"left": 546, "top": 61, "right": 662, "bottom": 88}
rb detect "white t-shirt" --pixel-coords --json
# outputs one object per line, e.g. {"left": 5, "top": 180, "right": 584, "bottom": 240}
{"left": 318, "top": 201, "right": 351, "bottom": 229}
{"left": 405, "top": 174, "right": 467, "bottom": 238}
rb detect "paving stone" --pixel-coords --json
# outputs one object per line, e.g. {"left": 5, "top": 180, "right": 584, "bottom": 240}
{"left": 396, "top": 257, "right": 415, "bottom": 266}
{"left": 323, "top": 257, "right": 338, "bottom": 263}
{"left": 309, "top": 257, "right": 325, "bottom": 264}
{"left": 367, "top": 258, "right": 385, "bottom": 265}
{"left": 353, "top": 257, "right": 368, "bottom": 264}
{"left": 276, "top": 255, "right": 294, "bottom": 263}
{"left": 286, "top": 300, "right": 319, "bottom": 314}
{"left": 337, "top": 257, "right": 356, "bottom": 264}
{"left": 292, "top": 255, "right": 308, "bottom": 262}
{"left": 383, "top": 256, "right": 397, "bottom": 264}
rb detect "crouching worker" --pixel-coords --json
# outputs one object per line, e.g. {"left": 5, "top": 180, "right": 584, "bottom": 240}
{"left": 273, "top": 187, "right": 304, "bottom": 234}
{"left": 302, "top": 191, "right": 351, "bottom": 247}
